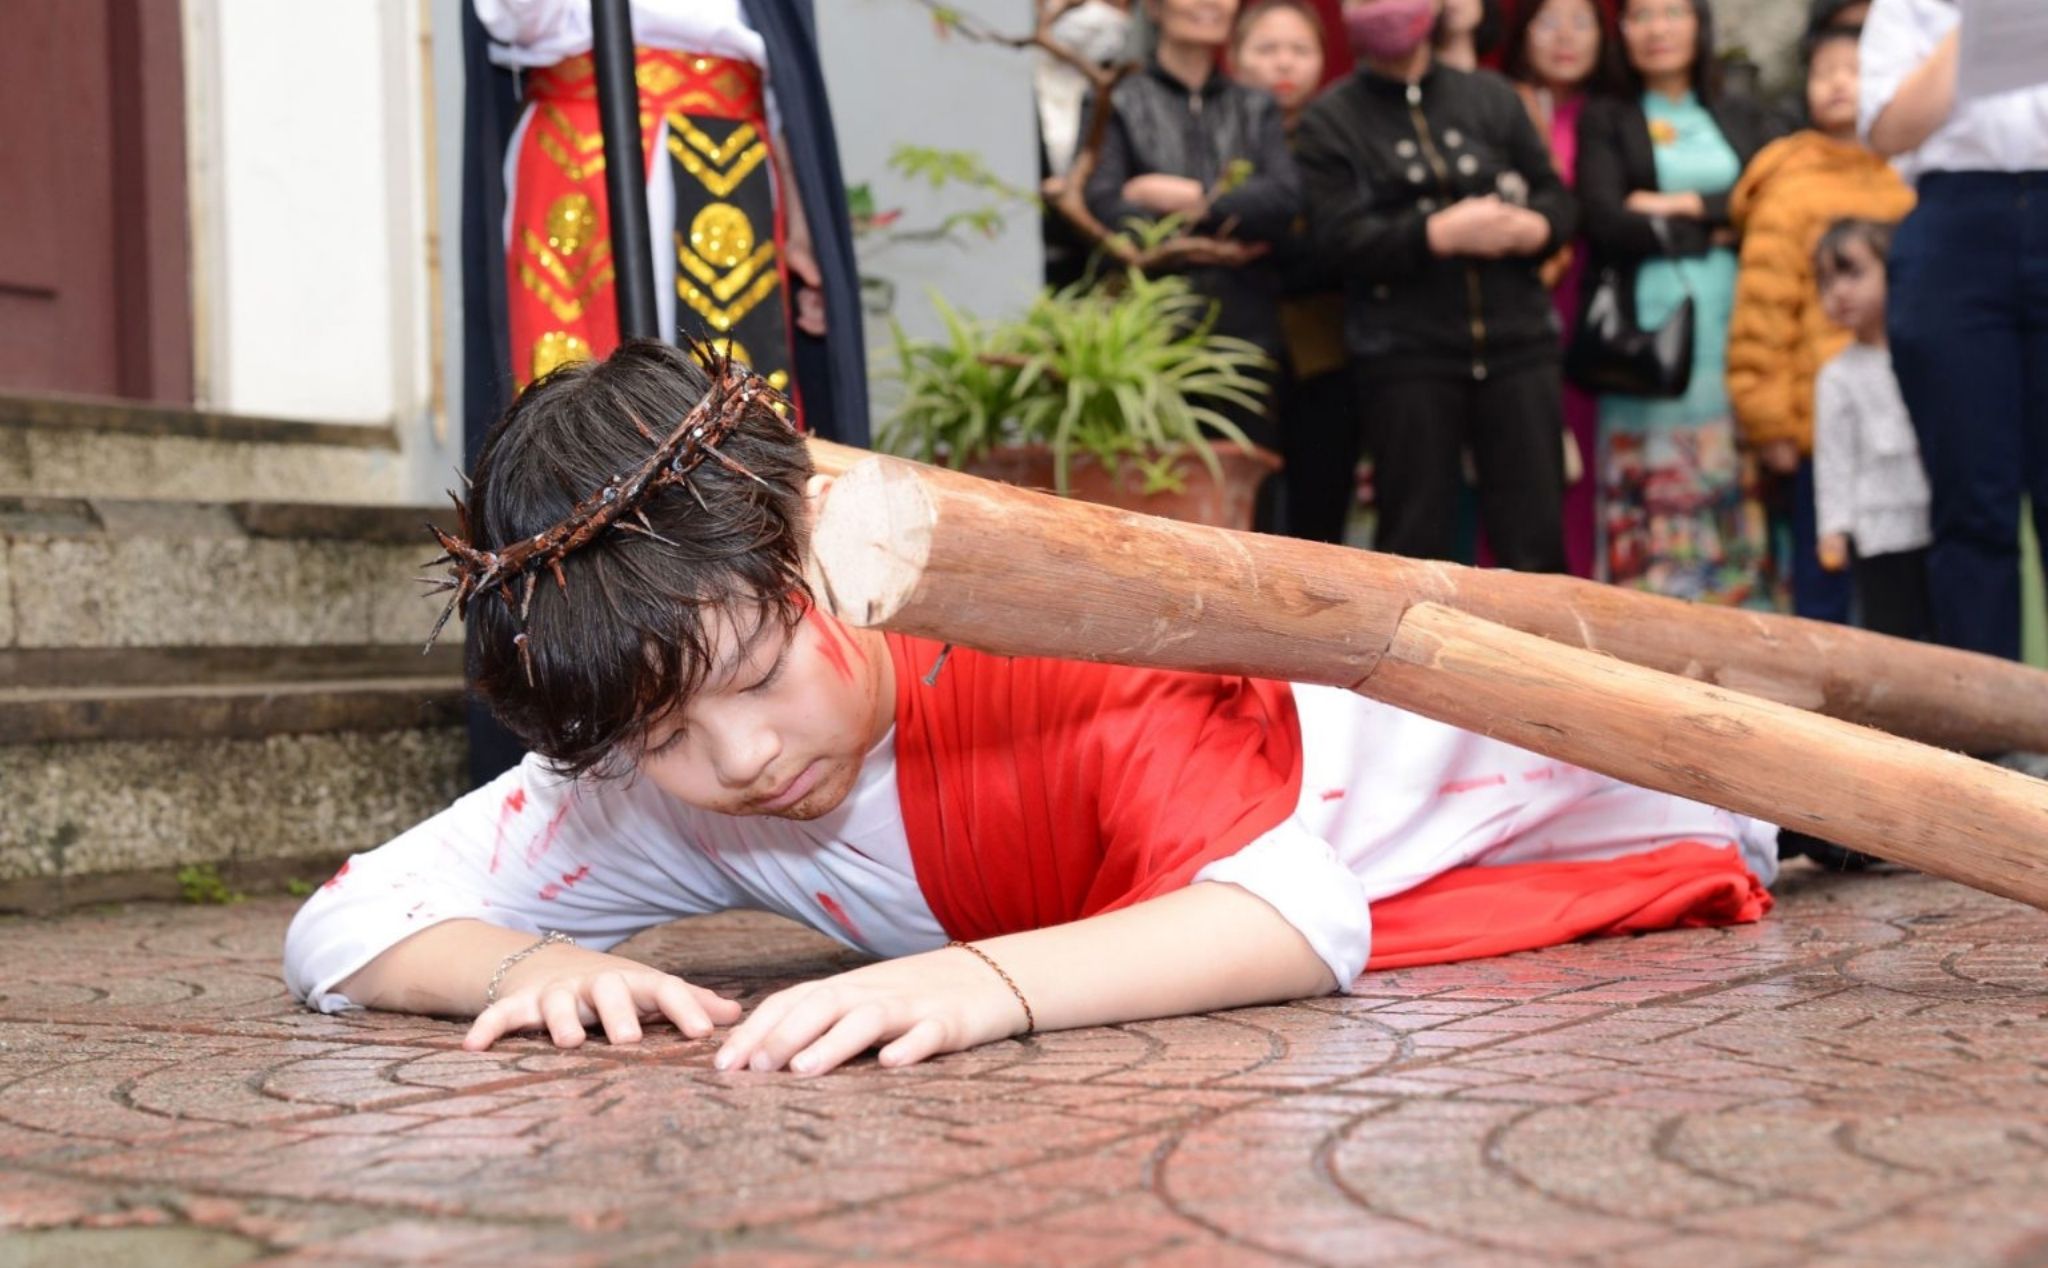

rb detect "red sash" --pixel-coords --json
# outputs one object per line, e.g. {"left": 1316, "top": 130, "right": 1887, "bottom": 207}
{"left": 505, "top": 49, "right": 783, "bottom": 387}
{"left": 886, "top": 635, "right": 1770, "bottom": 974}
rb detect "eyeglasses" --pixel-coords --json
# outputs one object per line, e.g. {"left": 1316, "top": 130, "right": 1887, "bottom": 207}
{"left": 1622, "top": 4, "right": 1694, "bottom": 27}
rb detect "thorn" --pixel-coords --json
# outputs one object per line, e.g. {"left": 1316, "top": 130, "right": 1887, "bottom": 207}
{"left": 520, "top": 571, "right": 538, "bottom": 621}
{"left": 549, "top": 557, "right": 568, "bottom": 592}
{"left": 515, "top": 632, "right": 536, "bottom": 687}
{"left": 685, "top": 478, "right": 711, "bottom": 512}
{"left": 423, "top": 595, "right": 459, "bottom": 652}
{"left": 699, "top": 439, "right": 771, "bottom": 489}
{"left": 628, "top": 409, "right": 656, "bottom": 442}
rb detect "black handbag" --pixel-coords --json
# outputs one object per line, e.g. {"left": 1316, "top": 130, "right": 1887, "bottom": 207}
{"left": 1565, "top": 220, "right": 1696, "bottom": 399}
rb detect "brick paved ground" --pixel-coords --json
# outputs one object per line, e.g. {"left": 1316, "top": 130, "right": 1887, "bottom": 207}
{"left": 4, "top": 862, "right": 2048, "bottom": 1266}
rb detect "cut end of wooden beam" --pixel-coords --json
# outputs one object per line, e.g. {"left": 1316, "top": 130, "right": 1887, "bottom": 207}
{"left": 804, "top": 437, "right": 866, "bottom": 479}
{"left": 812, "top": 456, "right": 936, "bottom": 629}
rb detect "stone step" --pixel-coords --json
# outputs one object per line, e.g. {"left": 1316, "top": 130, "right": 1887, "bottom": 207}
{"left": 0, "top": 391, "right": 407, "bottom": 504}
{"left": 0, "top": 645, "right": 468, "bottom": 913}
{"left": 1, "top": 495, "right": 459, "bottom": 650}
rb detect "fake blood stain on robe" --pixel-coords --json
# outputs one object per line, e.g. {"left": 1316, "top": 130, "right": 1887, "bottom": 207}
{"left": 522, "top": 802, "right": 574, "bottom": 869}
{"left": 489, "top": 788, "right": 528, "bottom": 874}
{"left": 321, "top": 859, "right": 352, "bottom": 890}
{"left": 815, "top": 891, "right": 863, "bottom": 941}
{"left": 538, "top": 864, "right": 592, "bottom": 901}
{"left": 1439, "top": 774, "right": 1508, "bottom": 796}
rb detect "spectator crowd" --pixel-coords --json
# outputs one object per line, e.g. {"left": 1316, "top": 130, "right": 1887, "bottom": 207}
{"left": 1047, "top": 0, "right": 2048, "bottom": 668}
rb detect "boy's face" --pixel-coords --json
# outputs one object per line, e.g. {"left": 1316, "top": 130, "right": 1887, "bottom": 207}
{"left": 1818, "top": 236, "right": 1886, "bottom": 338}
{"left": 636, "top": 601, "right": 892, "bottom": 820}
{"left": 1806, "top": 37, "right": 1859, "bottom": 136}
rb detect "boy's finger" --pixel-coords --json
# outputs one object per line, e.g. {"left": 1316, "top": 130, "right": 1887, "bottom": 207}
{"left": 648, "top": 977, "right": 714, "bottom": 1039}
{"left": 694, "top": 987, "right": 743, "bottom": 1024}
{"left": 541, "top": 986, "right": 587, "bottom": 1048}
{"left": 589, "top": 973, "right": 641, "bottom": 1045}
{"left": 788, "top": 1005, "right": 889, "bottom": 1077}
{"left": 749, "top": 990, "right": 854, "bottom": 1072}
{"left": 463, "top": 996, "right": 542, "bottom": 1051}
{"left": 715, "top": 987, "right": 805, "bottom": 1071}
{"left": 878, "top": 1018, "right": 949, "bottom": 1069}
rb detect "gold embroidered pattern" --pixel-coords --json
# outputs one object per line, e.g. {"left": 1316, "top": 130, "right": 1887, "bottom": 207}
{"left": 689, "top": 203, "right": 755, "bottom": 269}
{"left": 678, "top": 269, "right": 782, "bottom": 333}
{"left": 546, "top": 192, "right": 597, "bottom": 258}
{"left": 664, "top": 116, "right": 767, "bottom": 198}
{"left": 518, "top": 228, "right": 615, "bottom": 323}
{"left": 537, "top": 104, "right": 606, "bottom": 182}
{"left": 531, "top": 330, "right": 592, "bottom": 380}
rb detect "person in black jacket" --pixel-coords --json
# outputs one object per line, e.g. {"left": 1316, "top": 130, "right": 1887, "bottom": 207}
{"left": 1293, "top": 0, "right": 1576, "bottom": 569}
{"left": 1084, "top": 0, "right": 1303, "bottom": 453}
{"left": 1576, "top": 0, "right": 1779, "bottom": 604}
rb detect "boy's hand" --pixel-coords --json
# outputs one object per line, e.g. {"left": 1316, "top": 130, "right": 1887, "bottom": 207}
{"left": 463, "top": 946, "right": 741, "bottom": 1051}
{"left": 713, "top": 947, "right": 1027, "bottom": 1077}
{"left": 1817, "top": 533, "right": 1851, "bottom": 573}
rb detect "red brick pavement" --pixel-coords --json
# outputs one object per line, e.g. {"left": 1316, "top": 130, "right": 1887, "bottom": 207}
{"left": 5, "top": 863, "right": 2048, "bottom": 1265}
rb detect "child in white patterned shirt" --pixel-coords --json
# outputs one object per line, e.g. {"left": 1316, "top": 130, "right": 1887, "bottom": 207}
{"left": 1811, "top": 217, "right": 1933, "bottom": 641}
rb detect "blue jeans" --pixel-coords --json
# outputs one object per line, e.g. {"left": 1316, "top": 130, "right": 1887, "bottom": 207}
{"left": 1887, "top": 171, "right": 2048, "bottom": 662}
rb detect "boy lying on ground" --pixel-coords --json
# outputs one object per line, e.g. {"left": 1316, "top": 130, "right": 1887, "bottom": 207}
{"left": 283, "top": 341, "right": 1777, "bottom": 1076}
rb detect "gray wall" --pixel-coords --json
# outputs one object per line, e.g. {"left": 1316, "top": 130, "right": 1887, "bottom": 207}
{"left": 817, "top": 0, "right": 1043, "bottom": 397}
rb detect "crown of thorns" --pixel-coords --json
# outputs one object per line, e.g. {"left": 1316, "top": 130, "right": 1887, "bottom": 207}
{"left": 420, "top": 343, "right": 793, "bottom": 683}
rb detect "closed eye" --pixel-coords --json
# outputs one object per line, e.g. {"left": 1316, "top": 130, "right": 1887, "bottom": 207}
{"left": 744, "top": 646, "right": 791, "bottom": 694}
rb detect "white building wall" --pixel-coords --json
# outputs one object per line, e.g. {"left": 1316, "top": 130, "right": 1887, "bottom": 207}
{"left": 816, "top": 0, "right": 1041, "bottom": 370}
{"left": 184, "top": 0, "right": 457, "bottom": 502}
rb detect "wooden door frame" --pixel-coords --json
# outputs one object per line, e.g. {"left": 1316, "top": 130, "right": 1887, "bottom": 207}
{"left": 107, "top": 0, "right": 192, "bottom": 404}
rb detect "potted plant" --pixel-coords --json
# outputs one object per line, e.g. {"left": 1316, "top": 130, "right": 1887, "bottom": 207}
{"left": 877, "top": 266, "right": 1280, "bottom": 530}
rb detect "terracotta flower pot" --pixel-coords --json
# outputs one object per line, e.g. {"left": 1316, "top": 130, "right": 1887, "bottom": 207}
{"left": 963, "top": 442, "right": 1282, "bottom": 531}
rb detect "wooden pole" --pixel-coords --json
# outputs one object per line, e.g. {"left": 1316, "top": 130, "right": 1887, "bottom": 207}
{"left": 810, "top": 454, "right": 2048, "bottom": 759}
{"left": 1367, "top": 604, "right": 2048, "bottom": 911}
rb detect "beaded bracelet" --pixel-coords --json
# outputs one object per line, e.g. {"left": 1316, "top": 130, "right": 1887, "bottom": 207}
{"left": 484, "top": 929, "right": 574, "bottom": 1007}
{"left": 948, "top": 939, "right": 1036, "bottom": 1034}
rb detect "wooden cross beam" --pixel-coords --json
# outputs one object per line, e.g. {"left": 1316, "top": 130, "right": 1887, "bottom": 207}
{"left": 810, "top": 454, "right": 2048, "bottom": 913}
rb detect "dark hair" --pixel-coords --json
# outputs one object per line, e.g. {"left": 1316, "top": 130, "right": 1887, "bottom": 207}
{"left": 1435, "top": 0, "right": 1504, "bottom": 59}
{"left": 1231, "top": 0, "right": 1327, "bottom": 58}
{"left": 1813, "top": 216, "right": 1896, "bottom": 277}
{"left": 1500, "top": 0, "right": 1607, "bottom": 90}
{"left": 464, "top": 340, "right": 814, "bottom": 778}
{"left": 1598, "top": 0, "right": 1721, "bottom": 103}
{"left": 1799, "top": 21, "right": 1859, "bottom": 68}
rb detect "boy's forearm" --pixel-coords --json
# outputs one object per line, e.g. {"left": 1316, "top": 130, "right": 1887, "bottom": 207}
{"left": 975, "top": 883, "right": 1338, "bottom": 1033}
{"left": 335, "top": 919, "right": 559, "bottom": 1018}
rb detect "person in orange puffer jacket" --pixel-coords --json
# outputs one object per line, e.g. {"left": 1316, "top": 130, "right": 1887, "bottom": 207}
{"left": 1726, "top": 23, "right": 1913, "bottom": 622}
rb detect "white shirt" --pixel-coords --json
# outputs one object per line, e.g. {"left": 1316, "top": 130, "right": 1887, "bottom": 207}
{"left": 475, "top": 0, "right": 766, "bottom": 70}
{"left": 283, "top": 686, "right": 1777, "bottom": 1010}
{"left": 1859, "top": 0, "right": 2048, "bottom": 181}
{"left": 1812, "top": 342, "right": 1933, "bottom": 558}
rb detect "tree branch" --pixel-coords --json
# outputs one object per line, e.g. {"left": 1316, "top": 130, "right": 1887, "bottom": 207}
{"left": 906, "top": 0, "right": 1259, "bottom": 276}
